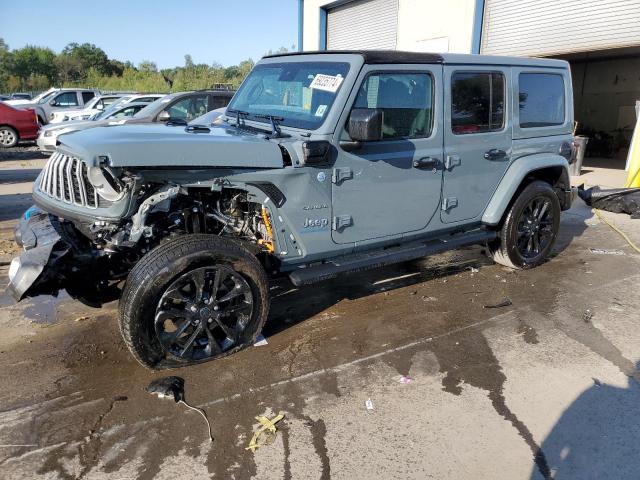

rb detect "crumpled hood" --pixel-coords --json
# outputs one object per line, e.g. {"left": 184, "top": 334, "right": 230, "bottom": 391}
{"left": 56, "top": 124, "right": 285, "bottom": 168}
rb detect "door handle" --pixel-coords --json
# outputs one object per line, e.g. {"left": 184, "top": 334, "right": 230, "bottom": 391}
{"left": 484, "top": 149, "right": 508, "bottom": 161}
{"left": 413, "top": 157, "right": 440, "bottom": 170}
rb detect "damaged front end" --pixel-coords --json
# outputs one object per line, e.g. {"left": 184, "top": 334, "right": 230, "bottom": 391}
{"left": 9, "top": 207, "right": 121, "bottom": 306}
{"left": 9, "top": 125, "right": 285, "bottom": 307}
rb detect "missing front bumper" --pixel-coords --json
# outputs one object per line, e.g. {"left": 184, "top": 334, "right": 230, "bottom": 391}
{"left": 8, "top": 207, "right": 72, "bottom": 301}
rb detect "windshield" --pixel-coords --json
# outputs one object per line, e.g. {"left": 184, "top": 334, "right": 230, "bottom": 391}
{"left": 37, "top": 90, "right": 58, "bottom": 104}
{"left": 227, "top": 61, "right": 350, "bottom": 130}
{"left": 91, "top": 102, "right": 122, "bottom": 120}
{"left": 133, "top": 96, "right": 172, "bottom": 118}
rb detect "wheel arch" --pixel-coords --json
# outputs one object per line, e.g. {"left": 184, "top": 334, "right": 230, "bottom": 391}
{"left": 482, "top": 154, "right": 571, "bottom": 226}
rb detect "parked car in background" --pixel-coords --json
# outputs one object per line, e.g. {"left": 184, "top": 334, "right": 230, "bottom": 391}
{"left": 37, "top": 102, "right": 148, "bottom": 153}
{"left": 0, "top": 102, "right": 39, "bottom": 147}
{"left": 10, "top": 93, "right": 32, "bottom": 101}
{"left": 123, "top": 89, "right": 234, "bottom": 125}
{"left": 188, "top": 107, "right": 227, "bottom": 126}
{"left": 0, "top": 95, "right": 9, "bottom": 102}
{"left": 5, "top": 88, "right": 57, "bottom": 107}
{"left": 18, "top": 88, "right": 101, "bottom": 124}
{"left": 49, "top": 94, "right": 128, "bottom": 123}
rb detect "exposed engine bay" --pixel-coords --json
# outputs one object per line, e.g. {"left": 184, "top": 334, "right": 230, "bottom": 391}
{"left": 12, "top": 171, "right": 276, "bottom": 306}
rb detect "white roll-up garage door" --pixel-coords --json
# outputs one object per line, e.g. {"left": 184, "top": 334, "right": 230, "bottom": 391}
{"left": 481, "top": 0, "right": 640, "bottom": 56}
{"left": 327, "top": 0, "right": 399, "bottom": 50}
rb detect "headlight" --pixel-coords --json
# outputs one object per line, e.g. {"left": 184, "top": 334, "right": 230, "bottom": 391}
{"left": 87, "top": 166, "right": 125, "bottom": 202}
{"left": 43, "top": 130, "right": 54, "bottom": 137}
{"left": 63, "top": 116, "right": 69, "bottom": 121}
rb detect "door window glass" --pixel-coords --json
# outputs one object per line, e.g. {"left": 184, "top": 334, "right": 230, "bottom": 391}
{"left": 54, "top": 92, "right": 79, "bottom": 107}
{"left": 451, "top": 72, "right": 505, "bottom": 135}
{"left": 353, "top": 72, "right": 433, "bottom": 139}
{"left": 82, "top": 91, "right": 95, "bottom": 103}
{"left": 166, "top": 95, "right": 209, "bottom": 121}
{"left": 518, "top": 73, "right": 565, "bottom": 128}
{"left": 111, "top": 105, "right": 143, "bottom": 119}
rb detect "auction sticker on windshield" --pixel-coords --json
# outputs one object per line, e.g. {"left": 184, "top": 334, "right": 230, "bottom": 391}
{"left": 310, "top": 74, "right": 344, "bottom": 93}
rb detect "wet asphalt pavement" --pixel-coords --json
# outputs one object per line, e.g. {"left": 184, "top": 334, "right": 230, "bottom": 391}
{"left": 1, "top": 147, "right": 640, "bottom": 479}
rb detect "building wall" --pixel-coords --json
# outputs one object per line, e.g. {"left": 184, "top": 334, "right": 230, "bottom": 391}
{"left": 395, "top": 0, "right": 476, "bottom": 53}
{"left": 301, "top": 0, "right": 478, "bottom": 53}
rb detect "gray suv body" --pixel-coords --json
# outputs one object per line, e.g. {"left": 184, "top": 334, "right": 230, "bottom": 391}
{"left": 9, "top": 51, "right": 576, "bottom": 369}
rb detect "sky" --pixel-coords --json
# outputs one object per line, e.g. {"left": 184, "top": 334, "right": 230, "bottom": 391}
{"left": 0, "top": 0, "right": 299, "bottom": 68}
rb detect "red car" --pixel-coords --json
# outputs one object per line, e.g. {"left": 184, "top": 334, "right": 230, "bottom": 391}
{"left": 0, "top": 102, "right": 40, "bottom": 148}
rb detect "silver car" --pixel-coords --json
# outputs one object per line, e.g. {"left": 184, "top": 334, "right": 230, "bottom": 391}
{"left": 37, "top": 102, "right": 148, "bottom": 153}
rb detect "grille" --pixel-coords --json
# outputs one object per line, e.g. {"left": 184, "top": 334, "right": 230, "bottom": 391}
{"left": 39, "top": 152, "right": 99, "bottom": 209}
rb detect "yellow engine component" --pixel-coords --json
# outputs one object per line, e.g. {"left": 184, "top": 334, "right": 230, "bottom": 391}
{"left": 258, "top": 206, "right": 275, "bottom": 253}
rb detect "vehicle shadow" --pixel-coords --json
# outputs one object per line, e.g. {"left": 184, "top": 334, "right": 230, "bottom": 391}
{"left": 531, "top": 362, "right": 640, "bottom": 479}
{"left": 549, "top": 199, "right": 591, "bottom": 258}
{"left": 264, "top": 246, "right": 492, "bottom": 338}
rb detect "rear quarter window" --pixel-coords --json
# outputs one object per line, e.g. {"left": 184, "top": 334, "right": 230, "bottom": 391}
{"left": 518, "top": 73, "right": 565, "bottom": 128}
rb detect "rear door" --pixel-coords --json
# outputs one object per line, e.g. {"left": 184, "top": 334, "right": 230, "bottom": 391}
{"left": 331, "top": 64, "right": 444, "bottom": 244}
{"left": 441, "top": 66, "right": 512, "bottom": 223}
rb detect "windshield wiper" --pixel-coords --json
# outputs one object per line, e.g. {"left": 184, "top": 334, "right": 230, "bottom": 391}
{"left": 226, "top": 108, "right": 249, "bottom": 127}
{"left": 253, "top": 114, "right": 284, "bottom": 138}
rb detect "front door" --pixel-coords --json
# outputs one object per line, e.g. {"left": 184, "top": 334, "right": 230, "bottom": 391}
{"left": 331, "top": 65, "right": 444, "bottom": 244}
{"left": 441, "top": 65, "right": 513, "bottom": 223}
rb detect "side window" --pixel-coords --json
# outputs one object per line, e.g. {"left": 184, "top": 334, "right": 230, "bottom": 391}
{"left": 212, "top": 96, "right": 230, "bottom": 109}
{"left": 112, "top": 106, "right": 140, "bottom": 118}
{"left": 519, "top": 73, "right": 565, "bottom": 128}
{"left": 82, "top": 91, "right": 95, "bottom": 103}
{"left": 54, "top": 92, "right": 79, "bottom": 107}
{"left": 167, "top": 95, "right": 209, "bottom": 121}
{"left": 102, "top": 97, "right": 119, "bottom": 107}
{"left": 353, "top": 72, "right": 433, "bottom": 140}
{"left": 451, "top": 72, "right": 505, "bottom": 135}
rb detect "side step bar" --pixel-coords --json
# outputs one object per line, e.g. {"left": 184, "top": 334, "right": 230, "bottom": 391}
{"left": 288, "top": 230, "right": 497, "bottom": 287}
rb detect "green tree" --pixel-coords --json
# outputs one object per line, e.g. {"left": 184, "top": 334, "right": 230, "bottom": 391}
{"left": 138, "top": 60, "right": 158, "bottom": 73}
{"left": 60, "top": 43, "right": 111, "bottom": 77}
{"left": 0, "top": 38, "right": 9, "bottom": 92}
{"left": 7, "top": 45, "right": 57, "bottom": 86}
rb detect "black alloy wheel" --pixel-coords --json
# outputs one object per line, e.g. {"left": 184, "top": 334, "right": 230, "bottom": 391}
{"left": 155, "top": 266, "right": 254, "bottom": 361}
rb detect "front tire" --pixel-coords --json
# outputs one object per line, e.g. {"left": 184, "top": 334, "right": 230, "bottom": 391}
{"left": 0, "top": 126, "right": 18, "bottom": 148}
{"left": 488, "top": 181, "right": 560, "bottom": 269}
{"left": 119, "top": 235, "right": 270, "bottom": 369}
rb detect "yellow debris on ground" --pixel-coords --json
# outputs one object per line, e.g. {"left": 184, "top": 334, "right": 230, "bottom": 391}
{"left": 245, "top": 413, "right": 285, "bottom": 453}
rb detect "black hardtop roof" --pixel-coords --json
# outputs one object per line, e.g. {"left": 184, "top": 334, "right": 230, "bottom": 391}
{"left": 264, "top": 50, "right": 443, "bottom": 64}
{"left": 262, "top": 50, "right": 568, "bottom": 69}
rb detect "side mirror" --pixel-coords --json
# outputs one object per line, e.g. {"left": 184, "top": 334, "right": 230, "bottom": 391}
{"left": 347, "top": 108, "right": 383, "bottom": 142}
{"left": 96, "top": 104, "right": 104, "bottom": 111}
{"left": 157, "top": 110, "right": 171, "bottom": 122}
{"left": 49, "top": 99, "right": 57, "bottom": 106}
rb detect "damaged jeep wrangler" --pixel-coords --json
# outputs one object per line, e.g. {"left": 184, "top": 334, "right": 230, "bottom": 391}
{"left": 9, "top": 51, "right": 576, "bottom": 368}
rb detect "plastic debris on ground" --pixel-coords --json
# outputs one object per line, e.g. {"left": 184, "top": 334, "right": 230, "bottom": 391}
{"left": 365, "top": 398, "right": 374, "bottom": 411}
{"left": 589, "top": 248, "right": 625, "bottom": 256}
{"left": 583, "top": 309, "right": 593, "bottom": 323}
{"left": 246, "top": 413, "right": 285, "bottom": 452}
{"left": 254, "top": 334, "right": 268, "bottom": 346}
{"left": 578, "top": 186, "right": 640, "bottom": 218}
{"left": 399, "top": 376, "right": 413, "bottom": 384}
{"left": 483, "top": 298, "right": 513, "bottom": 309}
{"left": 146, "top": 376, "right": 214, "bottom": 442}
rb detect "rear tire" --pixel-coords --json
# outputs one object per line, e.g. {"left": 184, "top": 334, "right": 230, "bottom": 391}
{"left": 488, "top": 181, "right": 560, "bottom": 269}
{"left": 119, "top": 235, "right": 270, "bottom": 369}
{"left": 0, "top": 126, "right": 18, "bottom": 148}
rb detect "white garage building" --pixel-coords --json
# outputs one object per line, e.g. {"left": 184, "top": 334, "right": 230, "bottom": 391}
{"left": 298, "top": 0, "right": 640, "bottom": 166}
